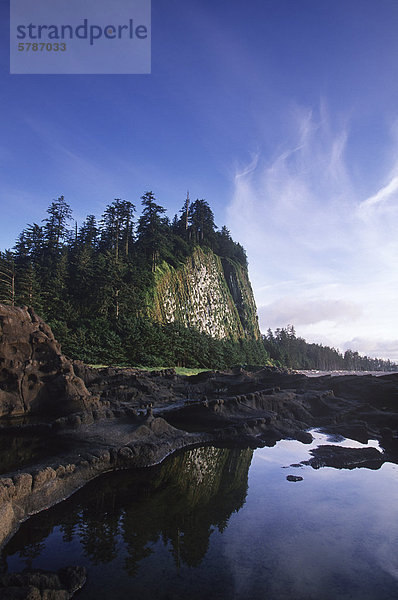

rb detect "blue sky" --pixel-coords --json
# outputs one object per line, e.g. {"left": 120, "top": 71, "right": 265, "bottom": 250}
{"left": 1, "top": 0, "right": 398, "bottom": 360}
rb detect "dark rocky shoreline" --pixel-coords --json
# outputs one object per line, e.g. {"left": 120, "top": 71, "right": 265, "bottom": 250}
{"left": 1, "top": 304, "right": 397, "bottom": 598}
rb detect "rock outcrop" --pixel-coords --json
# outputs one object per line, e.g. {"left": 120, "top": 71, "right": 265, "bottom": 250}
{"left": 150, "top": 247, "right": 261, "bottom": 340}
{"left": 301, "top": 445, "right": 384, "bottom": 470}
{"left": 0, "top": 413, "right": 210, "bottom": 550}
{"left": 0, "top": 305, "right": 97, "bottom": 418}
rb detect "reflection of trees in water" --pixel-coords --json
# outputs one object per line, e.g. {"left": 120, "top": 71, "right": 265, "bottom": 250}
{"left": 0, "top": 433, "right": 72, "bottom": 475}
{"left": 16, "top": 540, "right": 45, "bottom": 571}
{"left": 2, "top": 446, "right": 253, "bottom": 574}
{"left": 79, "top": 514, "right": 120, "bottom": 565}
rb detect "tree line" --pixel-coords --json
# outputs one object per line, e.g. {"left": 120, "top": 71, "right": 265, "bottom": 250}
{"left": 0, "top": 193, "right": 266, "bottom": 367}
{"left": 263, "top": 325, "right": 398, "bottom": 372}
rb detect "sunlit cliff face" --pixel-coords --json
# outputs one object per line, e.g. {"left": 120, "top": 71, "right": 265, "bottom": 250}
{"left": 151, "top": 247, "right": 260, "bottom": 341}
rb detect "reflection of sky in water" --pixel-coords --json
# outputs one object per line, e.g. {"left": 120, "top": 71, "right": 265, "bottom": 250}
{"left": 3, "top": 432, "right": 398, "bottom": 600}
{"left": 222, "top": 432, "right": 398, "bottom": 600}
{"left": 255, "top": 429, "right": 381, "bottom": 466}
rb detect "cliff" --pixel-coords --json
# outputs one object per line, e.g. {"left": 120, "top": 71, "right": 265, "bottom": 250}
{"left": 150, "top": 247, "right": 261, "bottom": 341}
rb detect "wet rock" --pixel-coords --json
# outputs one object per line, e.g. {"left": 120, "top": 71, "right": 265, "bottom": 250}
{"left": 286, "top": 475, "right": 303, "bottom": 482}
{"left": 12, "top": 473, "right": 33, "bottom": 495}
{"left": 57, "top": 566, "right": 87, "bottom": 594}
{"left": 0, "top": 566, "right": 86, "bottom": 599}
{"left": 32, "top": 467, "right": 56, "bottom": 490}
{"left": 0, "top": 585, "right": 42, "bottom": 599}
{"left": 295, "top": 430, "right": 313, "bottom": 444}
{"left": 118, "top": 446, "right": 133, "bottom": 459}
{"left": 302, "top": 445, "right": 385, "bottom": 470}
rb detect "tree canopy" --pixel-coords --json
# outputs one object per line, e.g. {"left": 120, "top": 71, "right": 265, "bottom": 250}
{"left": 0, "top": 192, "right": 262, "bottom": 367}
{"left": 3, "top": 193, "right": 392, "bottom": 371}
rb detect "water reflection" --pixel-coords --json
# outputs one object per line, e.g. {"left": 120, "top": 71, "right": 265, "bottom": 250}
{"left": 0, "top": 431, "right": 71, "bottom": 474}
{"left": 2, "top": 446, "right": 253, "bottom": 575}
{"left": 2, "top": 436, "right": 398, "bottom": 600}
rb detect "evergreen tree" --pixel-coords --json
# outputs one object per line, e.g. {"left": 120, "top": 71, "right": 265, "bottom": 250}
{"left": 78, "top": 215, "right": 99, "bottom": 248}
{"left": 217, "top": 226, "right": 232, "bottom": 255}
{"left": 172, "top": 193, "right": 192, "bottom": 240}
{"left": 262, "top": 326, "right": 398, "bottom": 371}
{"left": 189, "top": 199, "right": 216, "bottom": 246}
{"left": 21, "top": 224, "right": 46, "bottom": 264}
{"left": 100, "top": 199, "right": 135, "bottom": 259}
{"left": 136, "top": 192, "right": 169, "bottom": 271}
{"left": 0, "top": 251, "right": 15, "bottom": 305}
{"left": 43, "top": 196, "right": 72, "bottom": 251}
{"left": 4, "top": 191, "right": 396, "bottom": 371}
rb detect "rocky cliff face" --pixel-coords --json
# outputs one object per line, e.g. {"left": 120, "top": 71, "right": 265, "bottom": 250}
{"left": 150, "top": 247, "right": 261, "bottom": 341}
{"left": 0, "top": 305, "right": 96, "bottom": 418}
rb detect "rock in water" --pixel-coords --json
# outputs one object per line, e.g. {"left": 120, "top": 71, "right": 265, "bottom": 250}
{"left": 303, "top": 445, "right": 384, "bottom": 470}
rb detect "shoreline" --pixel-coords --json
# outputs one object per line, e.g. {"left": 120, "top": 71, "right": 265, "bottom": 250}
{"left": 294, "top": 369, "right": 398, "bottom": 377}
{"left": 0, "top": 305, "right": 397, "bottom": 597}
{"left": 1, "top": 365, "right": 397, "bottom": 550}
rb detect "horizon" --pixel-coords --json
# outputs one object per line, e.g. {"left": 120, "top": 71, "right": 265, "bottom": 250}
{"left": 1, "top": 0, "right": 398, "bottom": 361}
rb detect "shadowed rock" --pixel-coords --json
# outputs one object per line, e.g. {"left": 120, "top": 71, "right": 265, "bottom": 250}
{"left": 0, "top": 566, "right": 86, "bottom": 599}
{"left": 0, "top": 302, "right": 397, "bottom": 598}
{"left": 302, "top": 445, "right": 385, "bottom": 470}
{"left": 0, "top": 305, "right": 99, "bottom": 418}
{"left": 286, "top": 475, "right": 303, "bottom": 482}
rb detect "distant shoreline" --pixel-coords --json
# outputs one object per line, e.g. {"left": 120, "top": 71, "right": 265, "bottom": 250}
{"left": 295, "top": 369, "right": 398, "bottom": 377}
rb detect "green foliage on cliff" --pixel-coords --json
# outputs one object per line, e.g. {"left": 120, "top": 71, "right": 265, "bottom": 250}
{"left": 49, "top": 314, "right": 267, "bottom": 369}
{"left": 1, "top": 194, "right": 269, "bottom": 367}
{"left": 150, "top": 247, "right": 260, "bottom": 342}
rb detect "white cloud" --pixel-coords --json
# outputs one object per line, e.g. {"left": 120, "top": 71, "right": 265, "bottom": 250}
{"left": 258, "top": 299, "right": 362, "bottom": 329}
{"left": 227, "top": 105, "right": 398, "bottom": 361}
{"left": 360, "top": 175, "right": 398, "bottom": 210}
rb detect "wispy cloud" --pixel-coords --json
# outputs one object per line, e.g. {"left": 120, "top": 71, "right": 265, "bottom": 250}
{"left": 360, "top": 175, "right": 398, "bottom": 210}
{"left": 227, "top": 105, "right": 398, "bottom": 360}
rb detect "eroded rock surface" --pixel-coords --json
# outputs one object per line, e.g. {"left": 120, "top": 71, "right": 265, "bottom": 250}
{"left": 301, "top": 445, "right": 385, "bottom": 470}
{"left": 0, "top": 566, "right": 86, "bottom": 599}
{"left": 0, "top": 304, "right": 398, "bottom": 597}
{"left": 0, "top": 305, "right": 98, "bottom": 418}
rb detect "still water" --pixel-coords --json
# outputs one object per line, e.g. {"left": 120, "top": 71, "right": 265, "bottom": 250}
{"left": 1, "top": 431, "right": 398, "bottom": 600}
